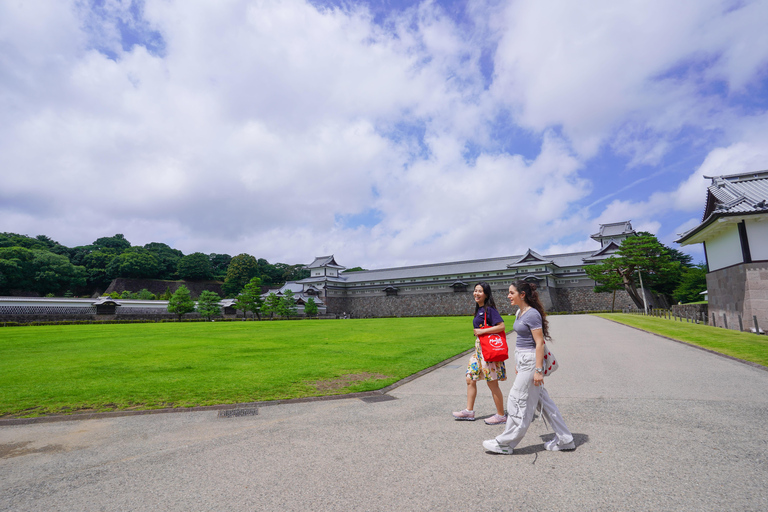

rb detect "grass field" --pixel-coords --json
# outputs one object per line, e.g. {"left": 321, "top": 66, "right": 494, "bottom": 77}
{"left": 0, "top": 316, "right": 496, "bottom": 418}
{"left": 596, "top": 313, "right": 768, "bottom": 367}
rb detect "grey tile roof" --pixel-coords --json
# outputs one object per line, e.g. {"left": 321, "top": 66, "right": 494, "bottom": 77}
{"left": 507, "top": 249, "right": 553, "bottom": 267}
{"left": 335, "top": 250, "right": 595, "bottom": 284}
{"left": 591, "top": 221, "right": 635, "bottom": 239}
{"left": 305, "top": 255, "right": 345, "bottom": 269}
{"left": 677, "top": 170, "right": 768, "bottom": 243}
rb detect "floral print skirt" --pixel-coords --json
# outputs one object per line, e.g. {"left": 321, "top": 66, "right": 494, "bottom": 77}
{"left": 467, "top": 338, "right": 507, "bottom": 382}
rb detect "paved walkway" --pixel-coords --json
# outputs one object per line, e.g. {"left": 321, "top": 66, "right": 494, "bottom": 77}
{"left": 2, "top": 315, "right": 768, "bottom": 511}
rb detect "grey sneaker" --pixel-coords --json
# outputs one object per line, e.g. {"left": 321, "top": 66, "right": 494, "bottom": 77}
{"left": 452, "top": 409, "right": 475, "bottom": 421}
{"left": 483, "top": 439, "right": 512, "bottom": 454}
{"left": 545, "top": 437, "right": 576, "bottom": 451}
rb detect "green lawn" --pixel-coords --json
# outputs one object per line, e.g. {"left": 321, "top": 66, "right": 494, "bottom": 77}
{"left": 0, "top": 317, "right": 489, "bottom": 418}
{"left": 596, "top": 313, "right": 768, "bottom": 367}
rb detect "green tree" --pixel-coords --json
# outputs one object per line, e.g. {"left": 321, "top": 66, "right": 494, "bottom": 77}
{"left": 144, "top": 242, "right": 183, "bottom": 280}
{"left": 159, "top": 287, "right": 172, "bottom": 300}
{"left": 234, "top": 277, "right": 263, "bottom": 320}
{"left": 585, "top": 234, "right": 680, "bottom": 309}
{"left": 82, "top": 249, "right": 118, "bottom": 291}
{"left": 304, "top": 297, "right": 319, "bottom": 317}
{"left": 282, "top": 289, "right": 298, "bottom": 318}
{"left": 106, "top": 248, "right": 160, "bottom": 279}
{"left": 209, "top": 253, "right": 232, "bottom": 280}
{"left": 168, "top": 285, "right": 195, "bottom": 320}
{"left": 261, "top": 292, "right": 281, "bottom": 319}
{"left": 673, "top": 264, "right": 708, "bottom": 304}
{"left": 137, "top": 288, "right": 156, "bottom": 300}
{"left": 29, "top": 250, "right": 87, "bottom": 296}
{"left": 342, "top": 267, "right": 366, "bottom": 273}
{"left": 93, "top": 234, "right": 131, "bottom": 252}
{"left": 223, "top": 253, "right": 259, "bottom": 297}
{"left": 178, "top": 252, "right": 214, "bottom": 280}
{"left": 277, "top": 263, "right": 310, "bottom": 283}
{"left": 196, "top": 290, "right": 222, "bottom": 321}
{"left": 0, "top": 246, "right": 34, "bottom": 294}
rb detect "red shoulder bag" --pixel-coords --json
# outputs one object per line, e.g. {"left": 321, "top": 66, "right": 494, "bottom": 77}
{"left": 478, "top": 306, "right": 509, "bottom": 362}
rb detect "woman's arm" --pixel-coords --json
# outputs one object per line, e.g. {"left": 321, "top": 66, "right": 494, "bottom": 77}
{"left": 532, "top": 328, "right": 545, "bottom": 386}
{"left": 474, "top": 321, "right": 505, "bottom": 337}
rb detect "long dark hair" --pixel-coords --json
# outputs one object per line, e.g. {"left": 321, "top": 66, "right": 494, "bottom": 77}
{"left": 513, "top": 280, "right": 550, "bottom": 340}
{"left": 473, "top": 282, "right": 497, "bottom": 316}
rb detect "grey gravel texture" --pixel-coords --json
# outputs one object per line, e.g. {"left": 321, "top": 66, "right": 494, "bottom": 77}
{"left": 2, "top": 315, "right": 768, "bottom": 511}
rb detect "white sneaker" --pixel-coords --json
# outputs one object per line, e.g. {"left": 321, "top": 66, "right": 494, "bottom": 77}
{"left": 483, "top": 439, "right": 513, "bottom": 454}
{"left": 545, "top": 437, "right": 575, "bottom": 451}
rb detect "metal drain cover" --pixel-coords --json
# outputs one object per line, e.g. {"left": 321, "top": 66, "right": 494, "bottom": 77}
{"left": 360, "top": 394, "right": 397, "bottom": 403}
{"left": 218, "top": 408, "right": 258, "bottom": 418}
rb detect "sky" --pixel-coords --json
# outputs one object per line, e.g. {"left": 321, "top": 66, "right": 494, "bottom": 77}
{"left": 2, "top": 0, "right": 768, "bottom": 269}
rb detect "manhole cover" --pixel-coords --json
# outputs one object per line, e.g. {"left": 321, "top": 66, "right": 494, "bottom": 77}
{"left": 218, "top": 408, "right": 258, "bottom": 418}
{"left": 360, "top": 395, "right": 398, "bottom": 403}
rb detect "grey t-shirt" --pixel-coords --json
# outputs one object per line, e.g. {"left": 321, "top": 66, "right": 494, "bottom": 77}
{"left": 513, "top": 308, "right": 543, "bottom": 350}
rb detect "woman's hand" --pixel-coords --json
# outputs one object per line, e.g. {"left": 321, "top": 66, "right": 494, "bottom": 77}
{"left": 533, "top": 372, "right": 544, "bottom": 386}
{"left": 474, "top": 322, "right": 504, "bottom": 337}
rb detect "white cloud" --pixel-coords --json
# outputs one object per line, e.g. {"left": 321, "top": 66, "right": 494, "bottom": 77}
{"left": 1, "top": 0, "right": 768, "bottom": 270}
{"left": 490, "top": 0, "right": 768, "bottom": 161}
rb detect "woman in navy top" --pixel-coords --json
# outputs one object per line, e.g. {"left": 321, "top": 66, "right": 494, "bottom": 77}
{"left": 482, "top": 280, "right": 575, "bottom": 454}
{"left": 452, "top": 282, "right": 507, "bottom": 425}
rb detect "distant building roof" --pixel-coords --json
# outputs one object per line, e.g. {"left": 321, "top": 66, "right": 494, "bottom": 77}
{"left": 677, "top": 170, "right": 768, "bottom": 244}
{"left": 591, "top": 221, "right": 635, "bottom": 240}
{"left": 304, "top": 255, "right": 345, "bottom": 270}
{"left": 507, "top": 249, "right": 553, "bottom": 267}
{"left": 582, "top": 241, "right": 622, "bottom": 262}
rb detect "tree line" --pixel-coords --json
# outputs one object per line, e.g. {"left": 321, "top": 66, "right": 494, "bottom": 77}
{"left": 166, "top": 278, "right": 320, "bottom": 321}
{"left": 0, "top": 232, "right": 309, "bottom": 297}
{"left": 584, "top": 232, "right": 707, "bottom": 308}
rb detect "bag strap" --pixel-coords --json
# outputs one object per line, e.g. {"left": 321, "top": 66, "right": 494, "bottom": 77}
{"left": 483, "top": 306, "right": 488, "bottom": 328}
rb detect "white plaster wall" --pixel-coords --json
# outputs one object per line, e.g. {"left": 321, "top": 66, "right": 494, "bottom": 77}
{"left": 746, "top": 217, "right": 768, "bottom": 261}
{"left": 705, "top": 224, "right": 743, "bottom": 271}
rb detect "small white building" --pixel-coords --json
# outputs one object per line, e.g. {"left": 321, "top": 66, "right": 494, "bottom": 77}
{"left": 676, "top": 170, "right": 768, "bottom": 332}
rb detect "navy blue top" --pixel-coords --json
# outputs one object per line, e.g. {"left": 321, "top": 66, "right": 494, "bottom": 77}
{"left": 473, "top": 306, "right": 503, "bottom": 329}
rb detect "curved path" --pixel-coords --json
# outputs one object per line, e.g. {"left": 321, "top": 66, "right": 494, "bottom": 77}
{"left": 2, "top": 315, "right": 767, "bottom": 511}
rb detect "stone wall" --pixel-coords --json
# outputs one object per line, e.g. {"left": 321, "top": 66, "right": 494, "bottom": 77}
{"left": 707, "top": 262, "right": 768, "bottom": 332}
{"left": 326, "top": 289, "right": 518, "bottom": 318}
{"left": 324, "top": 285, "right": 638, "bottom": 317}
{"left": 104, "top": 278, "right": 224, "bottom": 298}
{"left": 553, "top": 287, "right": 660, "bottom": 312}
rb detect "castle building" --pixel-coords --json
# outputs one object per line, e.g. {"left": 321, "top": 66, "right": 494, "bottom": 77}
{"left": 291, "top": 221, "right": 639, "bottom": 317}
{"left": 676, "top": 170, "right": 768, "bottom": 332}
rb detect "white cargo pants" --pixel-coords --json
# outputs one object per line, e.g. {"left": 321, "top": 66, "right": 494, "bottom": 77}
{"left": 496, "top": 350, "right": 574, "bottom": 448}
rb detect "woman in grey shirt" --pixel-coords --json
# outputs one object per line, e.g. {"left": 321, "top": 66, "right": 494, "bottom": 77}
{"left": 482, "top": 280, "right": 575, "bottom": 454}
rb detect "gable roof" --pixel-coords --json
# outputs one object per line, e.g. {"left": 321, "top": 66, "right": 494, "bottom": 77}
{"left": 304, "top": 255, "right": 345, "bottom": 269}
{"left": 676, "top": 170, "right": 768, "bottom": 244}
{"left": 582, "top": 241, "right": 622, "bottom": 262}
{"left": 590, "top": 221, "right": 635, "bottom": 240}
{"left": 506, "top": 249, "right": 553, "bottom": 267}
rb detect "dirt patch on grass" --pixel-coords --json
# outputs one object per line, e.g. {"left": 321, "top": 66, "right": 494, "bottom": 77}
{"left": 310, "top": 372, "right": 391, "bottom": 392}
